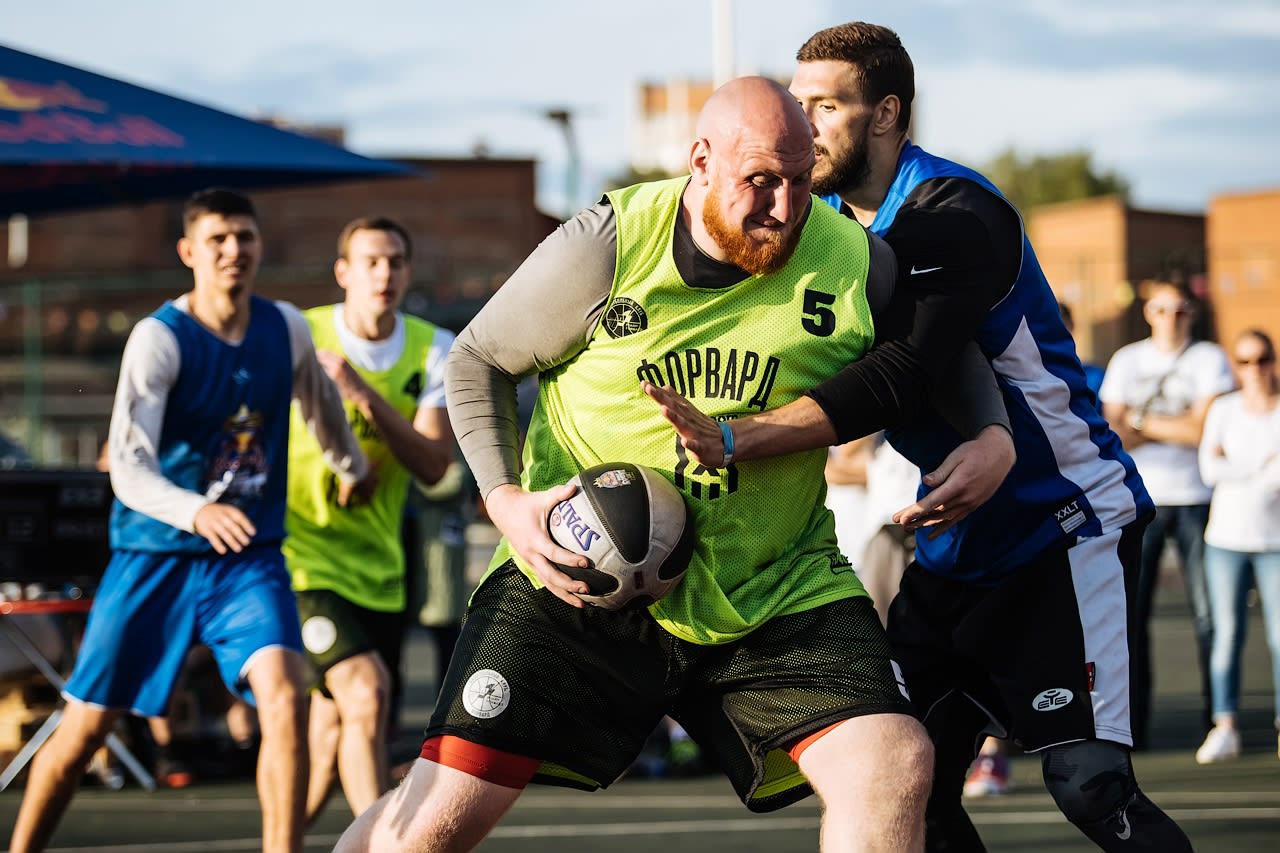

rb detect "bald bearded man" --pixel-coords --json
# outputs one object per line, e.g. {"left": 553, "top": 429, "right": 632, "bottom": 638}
{"left": 333, "top": 76, "right": 1015, "bottom": 853}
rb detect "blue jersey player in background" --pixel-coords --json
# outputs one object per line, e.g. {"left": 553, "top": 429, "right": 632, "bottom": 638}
{"left": 648, "top": 22, "right": 1191, "bottom": 852}
{"left": 10, "top": 189, "right": 371, "bottom": 853}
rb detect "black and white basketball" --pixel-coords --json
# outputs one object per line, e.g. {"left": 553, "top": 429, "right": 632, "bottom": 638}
{"left": 548, "top": 462, "right": 694, "bottom": 610}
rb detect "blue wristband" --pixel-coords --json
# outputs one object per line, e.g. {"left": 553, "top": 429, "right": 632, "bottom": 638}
{"left": 718, "top": 420, "right": 735, "bottom": 466}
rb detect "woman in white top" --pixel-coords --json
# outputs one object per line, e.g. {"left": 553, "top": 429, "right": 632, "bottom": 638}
{"left": 1195, "top": 329, "right": 1280, "bottom": 764}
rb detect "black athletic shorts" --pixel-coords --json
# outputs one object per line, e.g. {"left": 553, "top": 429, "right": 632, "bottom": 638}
{"left": 886, "top": 515, "right": 1149, "bottom": 752}
{"left": 295, "top": 589, "right": 405, "bottom": 696}
{"left": 426, "top": 561, "right": 915, "bottom": 812}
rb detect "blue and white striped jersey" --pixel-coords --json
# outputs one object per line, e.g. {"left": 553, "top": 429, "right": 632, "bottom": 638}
{"left": 826, "top": 143, "right": 1152, "bottom": 583}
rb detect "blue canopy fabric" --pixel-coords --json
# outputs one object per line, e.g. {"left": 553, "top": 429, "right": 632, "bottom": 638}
{"left": 0, "top": 44, "right": 412, "bottom": 217}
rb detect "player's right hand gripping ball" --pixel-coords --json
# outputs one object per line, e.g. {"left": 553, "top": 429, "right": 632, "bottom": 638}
{"left": 548, "top": 462, "right": 694, "bottom": 610}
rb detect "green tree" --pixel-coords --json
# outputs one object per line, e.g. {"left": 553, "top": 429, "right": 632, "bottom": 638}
{"left": 980, "top": 148, "right": 1130, "bottom": 210}
{"left": 602, "top": 166, "right": 679, "bottom": 193}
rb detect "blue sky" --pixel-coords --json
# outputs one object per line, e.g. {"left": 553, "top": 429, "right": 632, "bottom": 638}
{"left": 5, "top": 0, "right": 1278, "bottom": 215}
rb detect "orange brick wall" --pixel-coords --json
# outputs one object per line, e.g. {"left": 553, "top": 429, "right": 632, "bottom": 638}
{"left": 1207, "top": 189, "right": 1280, "bottom": 350}
{"left": 1028, "top": 197, "right": 1207, "bottom": 363}
{"left": 1028, "top": 196, "right": 1128, "bottom": 363}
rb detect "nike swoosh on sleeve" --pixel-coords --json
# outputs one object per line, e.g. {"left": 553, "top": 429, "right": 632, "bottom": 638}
{"left": 909, "top": 265, "right": 944, "bottom": 275}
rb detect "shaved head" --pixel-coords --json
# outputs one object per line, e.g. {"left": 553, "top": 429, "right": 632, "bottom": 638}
{"left": 686, "top": 76, "right": 816, "bottom": 274}
{"left": 695, "top": 76, "right": 813, "bottom": 153}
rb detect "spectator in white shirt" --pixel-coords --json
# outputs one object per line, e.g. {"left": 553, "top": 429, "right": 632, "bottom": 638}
{"left": 1100, "top": 280, "right": 1236, "bottom": 748}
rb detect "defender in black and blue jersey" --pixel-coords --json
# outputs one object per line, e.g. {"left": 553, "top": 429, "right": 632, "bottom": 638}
{"left": 648, "top": 21, "right": 1190, "bottom": 853}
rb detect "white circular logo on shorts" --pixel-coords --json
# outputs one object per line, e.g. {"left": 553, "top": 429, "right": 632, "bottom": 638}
{"left": 1031, "top": 688, "right": 1074, "bottom": 712}
{"left": 301, "top": 616, "right": 337, "bottom": 654}
{"left": 463, "top": 669, "right": 511, "bottom": 719}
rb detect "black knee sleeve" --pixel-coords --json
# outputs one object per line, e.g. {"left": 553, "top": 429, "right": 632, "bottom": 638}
{"left": 1041, "top": 741, "right": 1192, "bottom": 851}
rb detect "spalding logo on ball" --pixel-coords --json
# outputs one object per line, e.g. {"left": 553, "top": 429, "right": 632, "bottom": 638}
{"left": 548, "top": 462, "right": 694, "bottom": 610}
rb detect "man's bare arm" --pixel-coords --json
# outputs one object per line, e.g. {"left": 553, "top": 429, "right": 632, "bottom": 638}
{"left": 642, "top": 382, "right": 837, "bottom": 463}
{"left": 315, "top": 348, "right": 453, "bottom": 487}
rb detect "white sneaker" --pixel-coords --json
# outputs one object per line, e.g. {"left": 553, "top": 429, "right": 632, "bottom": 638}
{"left": 1195, "top": 727, "right": 1241, "bottom": 764}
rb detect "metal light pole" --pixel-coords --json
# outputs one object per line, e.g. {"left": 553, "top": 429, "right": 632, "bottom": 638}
{"left": 712, "top": 0, "right": 734, "bottom": 87}
{"left": 545, "top": 108, "right": 580, "bottom": 220}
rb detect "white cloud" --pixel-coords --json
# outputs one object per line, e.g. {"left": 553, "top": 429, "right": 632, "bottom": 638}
{"left": 911, "top": 50, "right": 1280, "bottom": 209}
{"left": 5, "top": 0, "right": 1277, "bottom": 214}
{"left": 918, "top": 61, "right": 1230, "bottom": 158}
{"left": 1021, "top": 0, "right": 1280, "bottom": 39}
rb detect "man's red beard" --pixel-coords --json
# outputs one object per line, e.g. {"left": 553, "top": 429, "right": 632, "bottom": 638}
{"left": 701, "top": 184, "right": 803, "bottom": 275}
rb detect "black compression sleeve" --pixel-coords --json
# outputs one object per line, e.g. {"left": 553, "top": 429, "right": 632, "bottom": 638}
{"left": 808, "top": 179, "right": 1022, "bottom": 442}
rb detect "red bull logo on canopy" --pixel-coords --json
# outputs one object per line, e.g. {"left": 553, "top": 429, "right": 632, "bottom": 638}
{"left": 0, "top": 78, "right": 107, "bottom": 113}
{"left": 0, "top": 75, "right": 183, "bottom": 147}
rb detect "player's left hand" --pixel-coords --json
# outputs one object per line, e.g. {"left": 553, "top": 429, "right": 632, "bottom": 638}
{"left": 316, "top": 349, "right": 372, "bottom": 407}
{"left": 892, "top": 424, "right": 1015, "bottom": 538}
{"left": 642, "top": 381, "right": 724, "bottom": 466}
{"left": 193, "top": 502, "right": 256, "bottom": 554}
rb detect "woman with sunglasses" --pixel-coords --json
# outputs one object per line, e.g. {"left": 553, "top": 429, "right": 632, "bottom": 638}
{"left": 1195, "top": 329, "right": 1280, "bottom": 763}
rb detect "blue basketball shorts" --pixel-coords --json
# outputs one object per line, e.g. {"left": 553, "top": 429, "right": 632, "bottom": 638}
{"left": 64, "top": 543, "right": 303, "bottom": 716}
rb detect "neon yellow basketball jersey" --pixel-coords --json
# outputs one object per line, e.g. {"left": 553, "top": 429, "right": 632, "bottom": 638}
{"left": 496, "top": 177, "right": 877, "bottom": 644}
{"left": 285, "top": 306, "right": 440, "bottom": 612}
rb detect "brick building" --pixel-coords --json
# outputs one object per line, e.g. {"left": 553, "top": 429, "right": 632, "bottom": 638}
{"left": 0, "top": 157, "right": 558, "bottom": 464}
{"left": 1205, "top": 188, "right": 1280, "bottom": 349}
{"left": 1026, "top": 196, "right": 1208, "bottom": 364}
{"left": 630, "top": 79, "right": 717, "bottom": 176}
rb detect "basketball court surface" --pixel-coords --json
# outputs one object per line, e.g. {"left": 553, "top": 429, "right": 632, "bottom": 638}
{"left": 3, "top": 566, "right": 1278, "bottom": 851}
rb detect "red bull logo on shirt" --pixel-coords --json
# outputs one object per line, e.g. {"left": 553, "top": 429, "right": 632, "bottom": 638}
{"left": 205, "top": 405, "right": 270, "bottom": 505}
